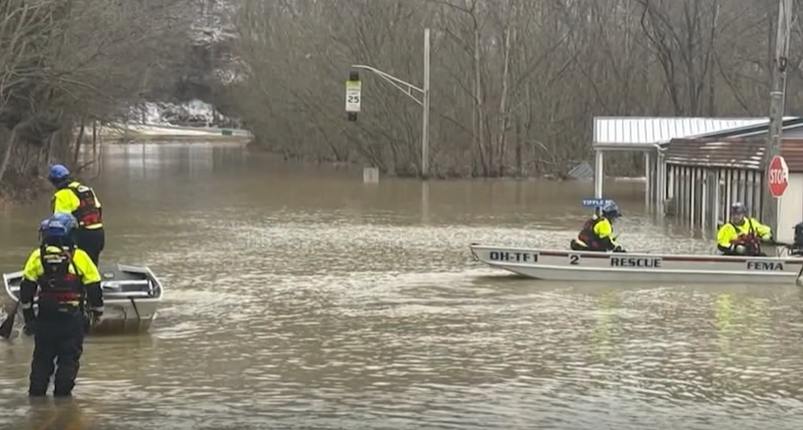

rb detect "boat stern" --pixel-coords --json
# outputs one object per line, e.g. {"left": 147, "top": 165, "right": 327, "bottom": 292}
{"left": 91, "top": 303, "right": 160, "bottom": 334}
{"left": 2, "top": 263, "right": 164, "bottom": 335}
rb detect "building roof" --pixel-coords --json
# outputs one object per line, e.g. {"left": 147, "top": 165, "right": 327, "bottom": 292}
{"left": 592, "top": 116, "right": 801, "bottom": 150}
{"left": 663, "top": 137, "right": 803, "bottom": 172}
{"left": 700, "top": 117, "right": 803, "bottom": 139}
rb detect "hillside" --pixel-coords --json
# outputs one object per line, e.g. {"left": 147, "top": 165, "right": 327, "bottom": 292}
{"left": 127, "top": 0, "right": 240, "bottom": 128}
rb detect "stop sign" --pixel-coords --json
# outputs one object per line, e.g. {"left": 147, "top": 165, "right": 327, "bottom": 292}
{"left": 767, "top": 155, "right": 790, "bottom": 198}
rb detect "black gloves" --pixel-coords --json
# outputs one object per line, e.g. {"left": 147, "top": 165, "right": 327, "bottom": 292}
{"left": 22, "top": 309, "right": 35, "bottom": 336}
{"left": 84, "top": 311, "right": 103, "bottom": 333}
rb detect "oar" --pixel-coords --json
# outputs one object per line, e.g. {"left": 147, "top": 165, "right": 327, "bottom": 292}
{"left": 766, "top": 240, "right": 794, "bottom": 248}
{"left": 0, "top": 301, "right": 19, "bottom": 340}
{"left": 763, "top": 241, "right": 803, "bottom": 258}
{"left": 757, "top": 240, "right": 796, "bottom": 251}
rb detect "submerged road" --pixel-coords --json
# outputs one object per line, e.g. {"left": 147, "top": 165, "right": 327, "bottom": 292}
{"left": 0, "top": 143, "right": 801, "bottom": 429}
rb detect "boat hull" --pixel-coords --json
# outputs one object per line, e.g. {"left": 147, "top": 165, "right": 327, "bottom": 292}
{"left": 2, "top": 263, "right": 164, "bottom": 334}
{"left": 469, "top": 244, "right": 803, "bottom": 285}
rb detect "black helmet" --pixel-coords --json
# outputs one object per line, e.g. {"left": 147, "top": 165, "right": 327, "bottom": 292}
{"left": 601, "top": 201, "right": 621, "bottom": 218}
{"left": 731, "top": 202, "right": 748, "bottom": 215}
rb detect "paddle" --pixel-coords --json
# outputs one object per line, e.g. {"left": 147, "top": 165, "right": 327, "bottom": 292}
{"left": 0, "top": 301, "right": 19, "bottom": 340}
{"left": 761, "top": 240, "right": 803, "bottom": 257}
{"left": 765, "top": 240, "right": 794, "bottom": 248}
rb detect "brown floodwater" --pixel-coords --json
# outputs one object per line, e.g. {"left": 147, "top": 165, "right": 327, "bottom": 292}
{"left": 0, "top": 142, "right": 802, "bottom": 429}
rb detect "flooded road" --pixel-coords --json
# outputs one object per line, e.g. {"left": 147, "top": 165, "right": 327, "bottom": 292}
{"left": 1, "top": 142, "right": 803, "bottom": 429}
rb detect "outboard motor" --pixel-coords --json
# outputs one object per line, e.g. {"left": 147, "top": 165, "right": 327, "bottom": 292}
{"left": 794, "top": 222, "right": 803, "bottom": 287}
{"left": 791, "top": 222, "right": 803, "bottom": 256}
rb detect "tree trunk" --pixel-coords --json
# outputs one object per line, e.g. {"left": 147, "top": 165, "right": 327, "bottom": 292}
{"left": 73, "top": 119, "right": 86, "bottom": 165}
{"left": 0, "top": 123, "right": 23, "bottom": 184}
{"left": 496, "top": 27, "right": 513, "bottom": 177}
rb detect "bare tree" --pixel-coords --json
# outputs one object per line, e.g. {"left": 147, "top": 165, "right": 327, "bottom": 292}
{"left": 0, "top": 0, "right": 202, "bottom": 205}
{"left": 3, "top": 0, "right": 790, "bottom": 188}
{"left": 220, "top": 0, "right": 803, "bottom": 178}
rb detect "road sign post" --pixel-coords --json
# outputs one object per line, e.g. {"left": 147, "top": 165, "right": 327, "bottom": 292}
{"left": 347, "top": 28, "right": 431, "bottom": 178}
{"left": 345, "top": 72, "right": 361, "bottom": 122}
{"left": 767, "top": 155, "right": 789, "bottom": 198}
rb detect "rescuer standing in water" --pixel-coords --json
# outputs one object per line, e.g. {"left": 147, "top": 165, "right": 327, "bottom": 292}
{"left": 20, "top": 213, "right": 104, "bottom": 397}
{"left": 48, "top": 164, "right": 105, "bottom": 265}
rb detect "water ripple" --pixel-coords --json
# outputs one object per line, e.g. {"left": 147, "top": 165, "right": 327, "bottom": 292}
{"left": 0, "top": 148, "right": 802, "bottom": 429}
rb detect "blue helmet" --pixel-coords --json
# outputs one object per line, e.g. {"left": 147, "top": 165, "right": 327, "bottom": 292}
{"left": 48, "top": 164, "right": 70, "bottom": 182}
{"left": 601, "top": 201, "right": 621, "bottom": 218}
{"left": 41, "top": 213, "right": 78, "bottom": 239}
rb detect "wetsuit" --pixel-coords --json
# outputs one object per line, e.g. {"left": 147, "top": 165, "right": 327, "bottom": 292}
{"left": 570, "top": 215, "right": 624, "bottom": 252}
{"left": 19, "top": 243, "right": 103, "bottom": 396}
{"left": 716, "top": 217, "right": 772, "bottom": 256}
{"left": 53, "top": 180, "right": 105, "bottom": 265}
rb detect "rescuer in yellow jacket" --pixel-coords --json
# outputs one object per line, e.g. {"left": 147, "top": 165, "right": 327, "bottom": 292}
{"left": 20, "top": 213, "right": 103, "bottom": 397}
{"left": 570, "top": 201, "right": 627, "bottom": 252}
{"left": 48, "top": 164, "right": 105, "bottom": 265}
{"left": 716, "top": 202, "right": 773, "bottom": 256}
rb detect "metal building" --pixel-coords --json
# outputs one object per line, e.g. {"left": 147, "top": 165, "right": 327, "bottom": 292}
{"left": 592, "top": 116, "right": 803, "bottom": 215}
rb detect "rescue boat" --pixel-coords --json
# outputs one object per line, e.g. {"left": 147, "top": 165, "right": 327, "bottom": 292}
{"left": 2, "top": 263, "right": 164, "bottom": 334}
{"left": 469, "top": 244, "right": 803, "bottom": 285}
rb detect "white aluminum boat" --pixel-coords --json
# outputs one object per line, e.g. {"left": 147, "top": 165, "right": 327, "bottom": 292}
{"left": 469, "top": 244, "right": 803, "bottom": 285}
{"left": 3, "top": 263, "right": 164, "bottom": 334}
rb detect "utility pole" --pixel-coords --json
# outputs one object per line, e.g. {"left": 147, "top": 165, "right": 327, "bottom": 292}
{"left": 762, "top": 0, "right": 792, "bottom": 229}
{"left": 422, "top": 27, "right": 431, "bottom": 178}
{"left": 348, "top": 28, "right": 431, "bottom": 178}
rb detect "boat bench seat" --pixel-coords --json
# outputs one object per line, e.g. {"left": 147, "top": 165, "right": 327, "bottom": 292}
{"left": 10, "top": 281, "right": 154, "bottom": 297}
{"left": 101, "top": 280, "right": 157, "bottom": 298}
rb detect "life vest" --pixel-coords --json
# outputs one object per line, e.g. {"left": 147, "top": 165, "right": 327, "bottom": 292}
{"left": 578, "top": 216, "right": 606, "bottom": 249}
{"left": 36, "top": 245, "right": 84, "bottom": 316}
{"left": 67, "top": 183, "right": 102, "bottom": 228}
{"left": 730, "top": 219, "right": 761, "bottom": 256}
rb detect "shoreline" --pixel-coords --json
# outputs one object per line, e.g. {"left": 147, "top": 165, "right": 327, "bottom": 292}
{"left": 0, "top": 182, "right": 49, "bottom": 213}
{"left": 0, "top": 159, "right": 644, "bottom": 213}
{"left": 105, "top": 134, "right": 252, "bottom": 143}
{"left": 1, "top": 122, "right": 643, "bottom": 211}
{"left": 77, "top": 123, "right": 253, "bottom": 144}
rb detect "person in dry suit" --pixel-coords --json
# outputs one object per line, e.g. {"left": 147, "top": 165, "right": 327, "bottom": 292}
{"left": 716, "top": 202, "right": 773, "bottom": 256}
{"left": 49, "top": 164, "right": 105, "bottom": 265}
{"left": 570, "top": 201, "right": 626, "bottom": 252}
{"left": 20, "top": 213, "right": 104, "bottom": 397}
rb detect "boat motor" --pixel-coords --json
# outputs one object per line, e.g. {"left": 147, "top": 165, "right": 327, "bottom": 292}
{"left": 790, "top": 222, "right": 803, "bottom": 256}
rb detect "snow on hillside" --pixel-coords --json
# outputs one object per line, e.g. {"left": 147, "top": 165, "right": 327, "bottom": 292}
{"left": 127, "top": 100, "right": 240, "bottom": 128}
{"left": 191, "top": 0, "right": 236, "bottom": 44}
{"left": 122, "top": 2, "right": 243, "bottom": 128}
{"left": 191, "top": 0, "right": 243, "bottom": 85}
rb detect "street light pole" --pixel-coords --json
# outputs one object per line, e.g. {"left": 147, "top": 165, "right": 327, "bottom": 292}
{"left": 349, "top": 28, "right": 431, "bottom": 178}
{"left": 421, "top": 27, "right": 431, "bottom": 179}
